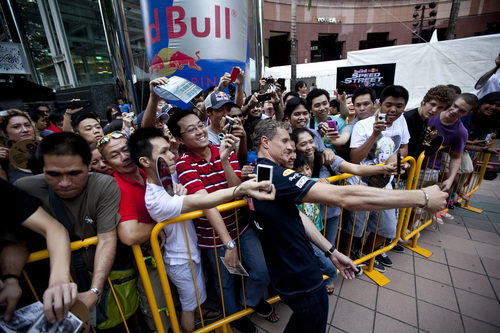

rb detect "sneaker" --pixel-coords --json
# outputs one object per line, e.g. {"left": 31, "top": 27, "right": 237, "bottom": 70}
{"left": 376, "top": 251, "right": 393, "bottom": 267}
{"left": 440, "top": 210, "right": 454, "bottom": 220}
{"left": 392, "top": 244, "right": 405, "bottom": 253}
{"left": 372, "top": 259, "right": 386, "bottom": 273}
{"left": 231, "top": 317, "right": 256, "bottom": 333}
{"left": 433, "top": 212, "right": 444, "bottom": 225}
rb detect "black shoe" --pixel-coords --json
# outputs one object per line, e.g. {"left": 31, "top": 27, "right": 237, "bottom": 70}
{"left": 231, "top": 317, "right": 256, "bottom": 333}
{"left": 392, "top": 244, "right": 405, "bottom": 253}
{"left": 373, "top": 259, "right": 387, "bottom": 273}
{"left": 376, "top": 251, "right": 393, "bottom": 267}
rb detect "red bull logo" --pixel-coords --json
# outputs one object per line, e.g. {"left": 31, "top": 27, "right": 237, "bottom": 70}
{"left": 146, "top": 5, "right": 233, "bottom": 45}
{"left": 169, "top": 51, "right": 201, "bottom": 70}
{"left": 150, "top": 48, "right": 202, "bottom": 76}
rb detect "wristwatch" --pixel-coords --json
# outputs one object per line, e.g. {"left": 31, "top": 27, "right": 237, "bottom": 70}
{"left": 90, "top": 287, "right": 101, "bottom": 302}
{"left": 224, "top": 240, "right": 236, "bottom": 250}
{"left": 324, "top": 246, "right": 336, "bottom": 258}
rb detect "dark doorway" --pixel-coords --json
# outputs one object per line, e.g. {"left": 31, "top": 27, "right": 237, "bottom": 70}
{"left": 268, "top": 32, "right": 290, "bottom": 67}
{"left": 310, "top": 34, "right": 343, "bottom": 62}
{"left": 360, "top": 32, "right": 396, "bottom": 49}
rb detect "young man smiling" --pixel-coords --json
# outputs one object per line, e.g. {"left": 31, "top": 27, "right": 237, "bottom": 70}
{"left": 347, "top": 85, "right": 411, "bottom": 271}
{"left": 167, "top": 110, "right": 276, "bottom": 333}
{"left": 427, "top": 93, "right": 477, "bottom": 193}
{"left": 306, "top": 88, "right": 346, "bottom": 153}
{"left": 404, "top": 85, "right": 457, "bottom": 159}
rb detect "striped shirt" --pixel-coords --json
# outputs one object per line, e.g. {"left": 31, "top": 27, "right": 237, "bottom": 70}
{"left": 176, "top": 145, "right": 247, "bottom": 248}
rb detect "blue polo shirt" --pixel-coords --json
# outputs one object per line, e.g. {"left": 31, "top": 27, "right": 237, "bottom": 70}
{"left": 252, "top": 158, "right": 324, "bottom": 297}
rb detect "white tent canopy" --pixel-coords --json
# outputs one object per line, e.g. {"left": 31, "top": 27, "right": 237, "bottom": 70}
{"left": 264, "top": 59, "right": 348, "bottom": 95}
{"left": 265, "top": 33, "right": 500, "bottom": 109}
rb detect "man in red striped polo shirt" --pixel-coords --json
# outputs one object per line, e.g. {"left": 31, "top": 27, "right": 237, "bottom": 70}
{"left": 168, "top": 109, "right": 274, "bottom": 333}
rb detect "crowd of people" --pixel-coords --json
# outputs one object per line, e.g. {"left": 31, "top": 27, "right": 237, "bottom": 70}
{"left": 1, "top": 54, "right": 499, "bottom": 333}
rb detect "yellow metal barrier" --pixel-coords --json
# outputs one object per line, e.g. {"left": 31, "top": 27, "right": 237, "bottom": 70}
{"left": 321, "top": 157, "right": 417, "bottom": 287}
{"left": 399, "top": 144, "right": 492, "bottom": 258}
{"left": 22, "top": 148, "right": 493, "bottom": 333}
{"left": 24, "top": 236, "right": 131, "bottom": 333}
{"left": 133, "top": 157, "right": 419, "bottom": 333}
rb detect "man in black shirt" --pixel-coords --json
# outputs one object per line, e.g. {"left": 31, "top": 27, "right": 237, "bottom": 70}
{"left": 404, "top": 85, "right": 456, "bottom": 159}
{"left": 0, "top": 179, "right": 76, "bottom": 323}
{"left": 251, "top": 119, "right": 448, "bottom": 333}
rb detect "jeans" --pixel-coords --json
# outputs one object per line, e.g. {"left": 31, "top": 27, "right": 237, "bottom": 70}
{"left": 345, "top": 208, "right": 397, "bottom": 239}
{"left": 323, "top": 214, "right": 340, "bottom": 246}
{"left": 281, "top": 286, "right": 329, "bottom": 333}
{"left": 202, "top": 228, "right": 269, "bottom": 315}
{"left": 311, "top": 243, "right": 337, "bottom": 285}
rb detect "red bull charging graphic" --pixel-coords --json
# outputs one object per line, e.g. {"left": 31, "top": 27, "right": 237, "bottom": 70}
{"left": 140, "top": 0, "right": 249, "bottom": 95}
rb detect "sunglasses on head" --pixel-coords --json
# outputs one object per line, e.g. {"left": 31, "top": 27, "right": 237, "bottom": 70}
{"left": 97, "top": 131, "right": 127, "bottom": 153}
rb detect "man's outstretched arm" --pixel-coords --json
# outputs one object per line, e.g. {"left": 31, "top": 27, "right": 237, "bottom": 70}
{"left": 303, "top": 183, "right": 447, "bottom": 213}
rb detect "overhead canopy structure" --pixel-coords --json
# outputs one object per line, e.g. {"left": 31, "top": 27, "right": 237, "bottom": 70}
{"left": 265, "top": 33, "right": 500, "bottom": 109}
{"left": 265, "top": 59, "right": 348, "bottom": 95}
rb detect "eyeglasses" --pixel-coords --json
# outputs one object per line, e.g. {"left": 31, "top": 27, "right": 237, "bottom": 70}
{"left": 180, "top": 122, "right": 205, "bottom": 135}
{"left": 97, "top": 131, "right": 127, "bottom": 153}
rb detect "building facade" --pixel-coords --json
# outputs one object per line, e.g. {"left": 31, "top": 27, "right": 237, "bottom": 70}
{"left": 263, "top": 0, "right": 500, "bottom": 66}
{"left": 0, "top": 0, "right": 498, "bottom": 110}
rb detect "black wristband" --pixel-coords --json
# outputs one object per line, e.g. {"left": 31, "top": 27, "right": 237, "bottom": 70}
{"left": 1, "top": 274, "right": 21, "bottom": 283}
{"left": 324, "top": 246, "right": 336, "bottom": 257}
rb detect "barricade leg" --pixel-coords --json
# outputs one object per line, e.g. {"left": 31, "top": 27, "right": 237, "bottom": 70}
{"left": 132, "top": 245, "right": 179, "bottom": 333}
{"left": 460, "top": 151, "right": 491, "bottom": 213}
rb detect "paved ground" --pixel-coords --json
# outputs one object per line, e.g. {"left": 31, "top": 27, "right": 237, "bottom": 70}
{"left": 250, "top": 176, "right": 500, "bottom": 333}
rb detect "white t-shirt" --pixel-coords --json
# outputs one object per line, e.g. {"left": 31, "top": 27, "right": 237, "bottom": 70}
{"left": 145, "top": 182, "right": 201, "bottom": 265}
{"left": 349, "top": 115, "right": 410, "bottom": 187}
{"left": 475, "top": 72, "right": 500, "bottom": 99}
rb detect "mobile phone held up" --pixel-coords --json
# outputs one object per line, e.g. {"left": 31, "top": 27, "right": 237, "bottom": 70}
{"left": 256, "top": 164, "right": 273, "bottom": 192}
{"left": 230, "top": 67, "right": 240, "bottom": 83}
{"left": 327, "top": 119, "right": 338, "bottom": 132}
{"left": 377, "top": 113, "right": 386, "bottom": 123}
{"left": 257, "top": 93, "right": 271, "bottom": 102}
{"left": 225, "top": 116, "right": 235, "bottom": 134}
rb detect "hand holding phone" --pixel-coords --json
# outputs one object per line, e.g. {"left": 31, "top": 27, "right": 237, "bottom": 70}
{"left": 256, "top": 164, "right": 273, "bottom": 192}
{"left": 230, "top": 67, "right": 240, "bottom": 83}
{"left": 327, "top": 119, "right": 338, "bottom": 132}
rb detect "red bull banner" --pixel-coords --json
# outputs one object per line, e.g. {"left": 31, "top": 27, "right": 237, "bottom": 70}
{"left": 140, "top": 0, "right": 249, "bottom": 94}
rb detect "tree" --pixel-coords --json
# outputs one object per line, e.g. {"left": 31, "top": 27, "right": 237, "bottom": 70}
{"left": 445, "top": 0, "right": 460, "bottom": 40}
{"left": 290, "top": 0, "right": 297, "bottom": 90}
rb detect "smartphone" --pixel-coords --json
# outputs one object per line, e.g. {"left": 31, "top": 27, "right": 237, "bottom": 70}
{"left": 257, "top": 93, "right": 271, "bottom": 102}
{"left": 230, "top": 67, "right": 240, "bottom": 82}
{"left": 225, "top": 116, "right": 235, "bottom": 134}
{"left": 327, "top": 120, "right": 338, "bottom": 132}
{"left": 55, "top": 100, "right": 91, "bottom": 110}
{"left": 256, "top": 164, "right": 273, "bottom": 192}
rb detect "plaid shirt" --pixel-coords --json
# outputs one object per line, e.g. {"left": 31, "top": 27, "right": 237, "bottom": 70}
{"left": 176, "top": 145, "right": 247, "bottom": 248}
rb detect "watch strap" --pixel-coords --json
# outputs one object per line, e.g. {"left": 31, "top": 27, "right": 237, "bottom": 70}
{"left": 90, "top": 287, "right": 101, "bottom": 301}
{"left": 324, "top": 246, "right": 336, "bottom": 258}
